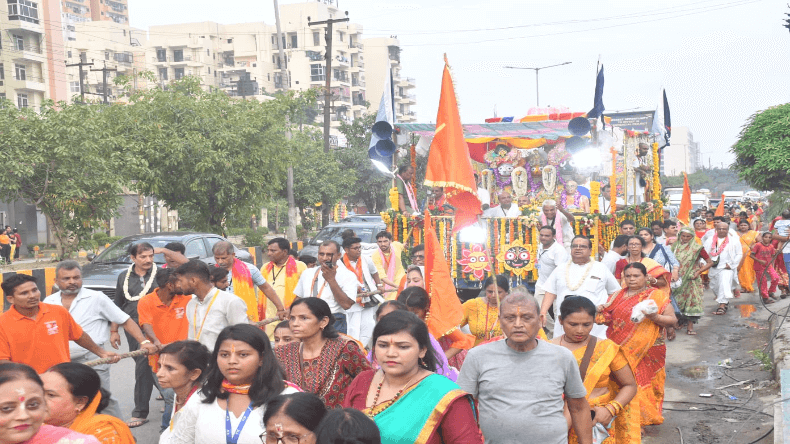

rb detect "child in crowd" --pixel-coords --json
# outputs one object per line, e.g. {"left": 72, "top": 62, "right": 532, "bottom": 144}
{"left": 751, "top": 232, "right": 781, "bottom": 302}
{"left": 208, "top": 267, "right": 229, "bottom": 291}
{"left": 299, "top": 255, "right": 317, "bottom": 268}
{"left": 273, "top": 321, "right": 296, "bottom": 347}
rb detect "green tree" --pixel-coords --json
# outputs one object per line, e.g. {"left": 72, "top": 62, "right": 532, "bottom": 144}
{"left": 0, "top": 100, "right": 139, "bottom": 258}
{"left": 118, "top": 78, "right": 295, "bottom": 234}
{"left": 290, "top": 127, "right": 348, "bottom": 226}
{"left": 732, "top": 103, "right": 790, "bottom": 193}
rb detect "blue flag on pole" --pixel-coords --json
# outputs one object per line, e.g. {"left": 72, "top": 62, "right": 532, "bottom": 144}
{"left": 588, "top": 65, "right": 605, "bottom": 124}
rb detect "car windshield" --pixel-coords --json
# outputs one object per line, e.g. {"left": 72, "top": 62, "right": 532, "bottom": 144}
{"left": 93, "top": 238, "right": 182, "bottom": 264}
{"left": 311, "top": 226, "right": 378, "bottom": 245}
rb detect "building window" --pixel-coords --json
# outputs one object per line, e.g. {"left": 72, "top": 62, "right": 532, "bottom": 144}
{"left": 290, "top": 34, "right": 297, "bottom": 49}
{"left": 15, "top": 64, "right": 26, "bottom": 81}
{"left": 159, "top": 67, "right": 167, "bottom": 80}
{"left": 310, "top": 64, "right": 324, "bottom": 81}
{"left": 174, "top": 68, "right": 184, "bottom": 80}
{"left": 338, "top": 32, "right": 344, "bottom": 42}
{"left": 105, "top": 52, "right": 110, "bottom": 61}
{"left": 70, "top": 81, "right": 80, "bottom": 93}
{"left": 0, "top": 63, "right": 4, "bottom": 85}
{"left": 313, "top": 32, "right": 320, "bottom": 46}
{"left": 227, "top": 38, "right": 233, "bottom": 44}
{"left": 113, "top": 52, "right": 132, "bottom": 64}
{"left": 8, "top": 0, "right": 40, "bottom": 24}
{"left": 173, "top": 50, "right": 183, "bottom": 62}
{"left": 13, "top": 35, "right": 24, "bottom": 51}
{"left": 206, "top": 48, "right": 210, "bottom": 56}
{"left": 156, "top": 49, "right": 166, "bottom": 62}
{"left": 67, "top": 50, "right": 72, "bottom": 58}
{"left": 207, "top": 67, "right": 211, "bottom": 74}
{"left": 17, "top": 93, "right": 28, "bottom": 109}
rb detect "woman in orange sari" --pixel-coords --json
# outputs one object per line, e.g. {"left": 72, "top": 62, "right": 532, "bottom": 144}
{"left": 598, "top": 262, "right": 677, "bottom": 428}
{"left": 736, "top": 219, "right": 758, "bottom": 293}
{"left": 42, "top": 363, "right": 135, "bottom": 444}
{"left": 553, "top": 296, "right": 638, "bottom": 443}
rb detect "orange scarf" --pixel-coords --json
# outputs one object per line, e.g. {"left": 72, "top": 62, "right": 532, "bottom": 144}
{"left": 263, "top": 257, "right": 300, "bottom": 308}
{"left": 343, "top": 255, "right": 368, "bottom": 306}
{"left": 71, "top": 391, "right": 135, "bottom": 444}
{"left": 229, "top": 259, "right": 258, "bottom": 322}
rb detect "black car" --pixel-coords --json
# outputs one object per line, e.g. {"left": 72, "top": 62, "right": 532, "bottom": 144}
{"left": 81, "top": 232, "right": 252, "bottom": 300}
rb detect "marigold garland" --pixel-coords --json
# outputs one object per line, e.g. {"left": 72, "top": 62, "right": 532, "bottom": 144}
{"left": 531, "top": 225, "right": 539, "bottom": 280}
{"left": 590, "top": 181, "right": 601, "bottom": 214}
{"left": 389, "top": 187, "right": 399, "bottom": 211}
{"left": 652, "top": 142, "right": 661, "bottom": 201}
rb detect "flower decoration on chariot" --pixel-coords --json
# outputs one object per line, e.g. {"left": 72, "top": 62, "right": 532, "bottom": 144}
{"left": 458, "top": 244, "right": 492, "bottom": 280}
{"left": 495, "top": 239, "right": 535, "bottom": 278}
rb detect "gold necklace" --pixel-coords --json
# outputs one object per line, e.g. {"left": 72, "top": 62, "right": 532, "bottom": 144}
{"left": 565, "top": 259, "right": 594, "bottom": 291}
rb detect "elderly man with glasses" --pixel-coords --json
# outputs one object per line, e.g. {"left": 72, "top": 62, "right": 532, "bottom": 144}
{"left": 541, "top": 235, "right": 621, "bottom": 339}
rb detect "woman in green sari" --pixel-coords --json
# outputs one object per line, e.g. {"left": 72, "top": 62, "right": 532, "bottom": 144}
{"left": 671, "top": 227, "right": 714, "bottom": 335}
{"left": 343, "top": 311, "right": 483, "bottom": 444}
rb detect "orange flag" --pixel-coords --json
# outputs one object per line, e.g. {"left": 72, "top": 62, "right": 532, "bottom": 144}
{"left": 714, "top": 193, "right": 726, "bottom": 216}
{"left": 424, "top": 55, "right": 482, "bottom": 233}
{"left": 677, "top": 173, "right": 692, "bottom": 225}
{"left": 424, "top": 211, "right": 465, "bottom": 340}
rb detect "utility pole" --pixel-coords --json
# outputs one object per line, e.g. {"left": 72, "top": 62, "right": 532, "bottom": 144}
{"left": 90, "top": 62, "right": 117, "bottom": 104}
{"left": 272, "top": 0, "right": 289, "bottom": 91}
{"left": 274, "top": 0, "right": 297, "bottom": 240}
{"left": 66, "top": 54, "right": 94, "bottom": 103}
{"left": 503, "top": 62, "right": 572, "bottom": 107}
{"left": 309, "top": 13, "right": 349, "bottom": 153}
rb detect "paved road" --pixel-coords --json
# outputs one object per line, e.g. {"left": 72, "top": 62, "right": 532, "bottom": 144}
{"left": 643, "top": 287, "right": 777, "bottom": 444}
{"left": 107, "top": 286, "right": 778, "bottom": 443}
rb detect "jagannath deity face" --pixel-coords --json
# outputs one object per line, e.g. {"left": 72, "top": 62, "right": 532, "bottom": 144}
{"left": 497, "top": 163, "right": 514, "bottom": 177}
{"left": 458, "top": 244, "right": 491, "bottom": 280}
{"left": 504, "top": 246, "right": 530, "bottom": 269}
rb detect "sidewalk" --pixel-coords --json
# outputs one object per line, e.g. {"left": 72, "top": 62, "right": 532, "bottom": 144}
{"left": 769, "top": 298, "right": 790, "bottom": 444}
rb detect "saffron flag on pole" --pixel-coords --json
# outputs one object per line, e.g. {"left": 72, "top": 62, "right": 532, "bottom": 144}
{"left": 714, "top": 193, "right": 726, "bottom": 217}
{"left": 424, "top": 211, "right": 467, "bottom": 343}
{"left": 677, "top": 173, "right": 692, "bottom": 226}
{"left": 424, "top": 55, "right": 482, "bottom": 233}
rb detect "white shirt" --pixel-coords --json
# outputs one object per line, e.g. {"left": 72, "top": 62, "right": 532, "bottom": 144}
{"left": 294, "top": 265, "right": 359, "bottom": 314}
{"left": 600, "top": 250, "right": 624, "bottom": 274}
{"left": 536, "top": 242, "right": 568, "bottom": 288}
{"left": 544, "top": 260, "right": 621, "bottom": 339}
{"left": 44, "top": 287, "right": 130, "bottom": 358}
{"left": 775, "top": 219, "right": 790, "bottom": 254}
{"left": 343, "top": 256, "right": 378, "bottom": 292}
{"left": 484, "top": 205, "right": 520, "bottom": 218}
{"left": 703, "top": 234, "right": 743, "bottom": 270}
{"left": 477, "top": 188, "right": 491, "bottom": 207}
{"left": 169, "top": 386, "right": 299, "bottom": 444}
{"left": 186, "top": 289, "right": 249, "bottom": 351}
{"left": 540, "top": 212, "right": 574, "bottom": 249}
{"left": 654, "top": 234, "right": 666, "bottom": 245}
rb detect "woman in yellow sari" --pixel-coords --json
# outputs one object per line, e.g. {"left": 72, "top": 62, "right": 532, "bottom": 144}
{"left": 553, "top": 296, "right": 638, "bottom": 443}
{"left": 736, "top": 219, "right": 758, "bottom": 293}
{"left": 598, "top": 262, "right": 677, "bottom": 428}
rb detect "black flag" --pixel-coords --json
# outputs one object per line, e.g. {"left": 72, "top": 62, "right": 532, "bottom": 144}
{"left": 663, "top": 89, "right": 671, "bottom": 147}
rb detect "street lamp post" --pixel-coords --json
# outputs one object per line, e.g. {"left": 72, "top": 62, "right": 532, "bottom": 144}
{"left": 504, "top": 62, "right": 572, "bottom": 107}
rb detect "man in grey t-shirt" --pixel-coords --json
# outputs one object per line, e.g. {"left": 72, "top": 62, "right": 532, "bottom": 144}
{"left": 458, "top": 290, "right": 592, "bottom": 444}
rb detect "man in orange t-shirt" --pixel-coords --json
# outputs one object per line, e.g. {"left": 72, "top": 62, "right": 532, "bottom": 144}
{"left": 0, "top": 274, "right": 119, "bottom": 373}
{"left": 0, "top": 230, "right": 10, "bottom": 263}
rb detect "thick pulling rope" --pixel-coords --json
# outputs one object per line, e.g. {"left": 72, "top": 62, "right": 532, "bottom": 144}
{"left": 84, "top": 349, "right": 149, "bottom": 367}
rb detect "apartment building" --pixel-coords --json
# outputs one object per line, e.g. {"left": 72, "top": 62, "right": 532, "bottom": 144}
{"left": 362, "top": 37, "right": 416, "bottom": 123}
{"left": 663, "top": 126, "right": 700, "bottom": 176}
{"left": 61, "top": 0, "right": 129, "bottom": 24}
{"left": 63, "top": 20, "right": 147, "bottom": 102}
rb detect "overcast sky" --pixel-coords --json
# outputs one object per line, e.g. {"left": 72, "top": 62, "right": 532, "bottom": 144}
{"left": 130, "top": 0, "right": 790, "bottom": 167}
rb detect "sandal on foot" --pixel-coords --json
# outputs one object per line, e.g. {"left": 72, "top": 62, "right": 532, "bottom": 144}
{"left": 763, "top": 298, "right": 776, "bottom": 305}
{"left": 687, "top": 330, "right": 697, "bottom": 335}
{"left": 127, "top": 418, "right": 148, "bottom": 428}
{"left": 712, "top": 306, "right": 727, "bottom": 315}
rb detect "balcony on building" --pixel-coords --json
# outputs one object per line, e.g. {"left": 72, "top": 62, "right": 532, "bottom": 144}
{"left": 16, "top": 79, "right": 47, "bottom": 92}
{"left": 6, "top": 0, "right": 43, "bottom": 33}
{"left": 12, "top": 44, "right": 45, "bottom": 64}
{"left": 398, "top": 77, "right": 416, "bottom": 89}
{"left": 388, "top": 46, "right": 400, "bottom": 65}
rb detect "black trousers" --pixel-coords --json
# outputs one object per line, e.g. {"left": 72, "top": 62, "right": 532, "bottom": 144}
{"left": 126, "top": 330, "right": 156, "bottom": 418}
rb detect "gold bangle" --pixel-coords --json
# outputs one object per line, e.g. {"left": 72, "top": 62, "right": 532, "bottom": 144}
{"left": 604, "top": 404, "right": 617, "bottom": 416}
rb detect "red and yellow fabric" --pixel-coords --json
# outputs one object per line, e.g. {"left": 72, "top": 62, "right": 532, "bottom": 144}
{"left": 262, "top": 257, "right": 306, "bottom": 309}
{"left": 228, "top": 258, "right": 258, "bottom": 322}
{"left": 70, "top": 390, "right": 135, "bottom": 443}
{"left": 567, "top": 339, "right": 640, "bottom": 444}
{"left": 424, "top": 56, "right": 482, "bottom": 233}
{"left": 600, "top": 287, "right": 669, "bottom": 426}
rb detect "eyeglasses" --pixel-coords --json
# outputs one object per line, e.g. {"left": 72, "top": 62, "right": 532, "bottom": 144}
{"left": 260, "top": 432, "right": 313, "bottom": 444}
{"left": 571, "top": 245, "right": 590, "bottom": 250}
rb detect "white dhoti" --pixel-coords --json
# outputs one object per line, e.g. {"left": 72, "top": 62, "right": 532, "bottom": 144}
{"left": 710, "top": 268, "right": 735, "bottom": 304}
{"left": 346, "top": 306, "right": 377, "bottom": 347}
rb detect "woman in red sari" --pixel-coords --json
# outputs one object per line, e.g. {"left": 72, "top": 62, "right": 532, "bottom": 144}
{"left": 597, "top": 262, "right": 677, "bottom": 428}
{"left": 275, "top": 298, "right": 371, "bottom": 408}
{"left": 343, "top": 310, "right": 483, "bottom": 444}
{"left": 770, "top": 216, "right": 790, "bottom": 295}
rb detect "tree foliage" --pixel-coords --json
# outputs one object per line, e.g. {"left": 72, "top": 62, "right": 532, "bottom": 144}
{"left": 659, "top": 168, "right": 749, "bottom": 195}
{"left": 118, "top": 78, "right": 299, "bottom": 233}
{"left": 732, "top": 103, "right": 790, "bottom": 193}
{"left": 0, "top": 100, "right": 138, "bottom": 258}
{"left": 337, "top": 114, "right": 392, "bottom": 213}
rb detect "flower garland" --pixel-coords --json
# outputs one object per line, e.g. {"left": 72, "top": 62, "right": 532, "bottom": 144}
{"left": 410, "top": 145, "right": 417, "bottom": 192}
{"left": 589, "top": 181, "right": 601, "bottom": 214}
{"left": 531, "top": 225, "right": 539, "bottom": 280}
{"left": 652, "top": 142, "right": 661, "bottom": 201}
{"left": 402, "top": 215, "right": 408, "bottom": 244}
{"left": 565, "top": 259, "right": 594, "bottom": 291}
{"left": 123, "top": 264, "right": 157, "bottom": 302}
{"left": 511, "top": 167, "right": 529, "bottom": 197}
{"left": 389, "top": 187, "right": 399, "bottom": 211}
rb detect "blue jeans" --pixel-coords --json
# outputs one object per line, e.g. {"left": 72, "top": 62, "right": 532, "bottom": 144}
{"left": 332, "top": 312, "right": 347, "bottom": 334}
{"left": 784, "top": 254, "right": 790, "bottom": 277}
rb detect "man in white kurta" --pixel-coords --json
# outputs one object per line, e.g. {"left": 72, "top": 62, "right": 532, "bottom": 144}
{"left": 539, "top": 200, "right": 575, "bottom": 252}
{"left": 700, "top": 218, "right": 742, "bottom": 292}
{"left": 339, "top": 237, "right": 384, "bottom": 346}
{"left": 535, "top": 225, "right": 568, "bottom": 310}
{"left": 483, "top": 191, "right": 521, "bottom": 218}
{"left": 542, "top": 236, "right": 621, "bottom": 339}
{"left": 705, "top": 221, "right": 743, "bottom": 310}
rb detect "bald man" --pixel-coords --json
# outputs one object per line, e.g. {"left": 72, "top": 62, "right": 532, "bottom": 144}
{"left": 484, "top": 191, "right": 521, "bottom": 218}
{"left": 458, "top": 289, "right": 593, "bottom": 444}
